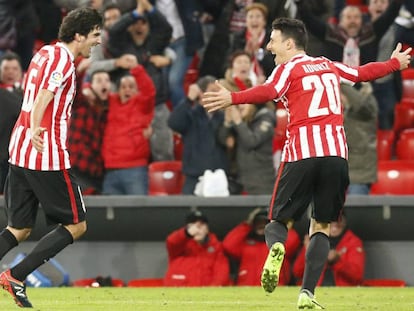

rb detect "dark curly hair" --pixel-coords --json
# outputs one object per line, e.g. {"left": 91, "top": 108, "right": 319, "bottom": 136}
{"left": 58, "top": 8, "right": 103, "bottom": 43}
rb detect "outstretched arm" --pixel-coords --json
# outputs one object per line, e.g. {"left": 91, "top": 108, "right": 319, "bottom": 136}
{"left": 358, "top": 43, "right": 412, "bottom": 81}
{"left": 202, "top": 81, "right": 277, "bottom": 112}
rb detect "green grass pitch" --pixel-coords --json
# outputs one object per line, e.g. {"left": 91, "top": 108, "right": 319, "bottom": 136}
{"left": 1, "top": 286, "right": 414, "bottom": 310}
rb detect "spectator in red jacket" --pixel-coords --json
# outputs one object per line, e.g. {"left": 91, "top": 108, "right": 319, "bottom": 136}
{"left": 292, "top": 214, "right": 365, "bottom": 286}
{"left": 164, "top": 210, "right": 230, "bottom": 286}
{"left": 223, "top": 208, "right": 301, "bottom": 286}
{"left": 102, "top": 62, "right": 155, "bottom": 195}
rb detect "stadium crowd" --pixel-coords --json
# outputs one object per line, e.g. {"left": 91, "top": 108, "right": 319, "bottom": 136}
{"left": 0, "top": 0, "right": 413, "bottom": 291}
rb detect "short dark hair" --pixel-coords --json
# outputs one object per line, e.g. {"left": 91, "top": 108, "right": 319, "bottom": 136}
{"left": 197, "top": 75, "right": 216, "bottom": 92}
{"left": 271, "top": 17, "right": 308, "bottom": 51}
{"left": 58, "top": 8, "right": 103, "bottom": 43}
{"left": 0, "top": 51, "right": 22, "bottom": 67}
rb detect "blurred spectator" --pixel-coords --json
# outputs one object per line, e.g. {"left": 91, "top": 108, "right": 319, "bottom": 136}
{"left": 0, "top": 1, "right": 17, "bottom": 57}
{"left": 0, "top": 89, "right": 21, "bottom": 193}
{"left": 68, "top": 71, "right": 111, "bottom": 194}
{"left": 223, "top": 208, "right": 301, "bottom": 286}
{"left": 154, "top": 0, "right": 204, "bottom": 108}
{"left": 102, "top": 64, "right": 155, "bottom": 195}
{"left": 4, "top": 0, "right": 39, "bottom": 70}
{"left": 342, "top": 83, "right": 378, "bottom": 195}
{"left": 164, "top": 210, "right": 230, "bottom": 286}
{"left": 168, "top": 75, "right": 228, "bottom": 194}
{"left": 199, "top": 0, "right": 294, "bottom": 78}
{"left": 367, "top": 0, "right": 402, "bottom": 130}
{"left": 34, "top": 0, "right": 62, "bottom": 46}
{"left": 86, "top": 4, "right": 138, "bottom": 90}
{"left": 296, "top": 0, "right": 403, "bottom": 65}
{"left": 217, "top": 50, "right": 275, "bottom": 194}
{"left": 107, "top": 0, "right": 174, "bottom": 161}
{"left": 0, "top": 51, "right": 24, "bottom": 96}
{"left": 231, "top": 3, "right": 274, "bottom": 84}
{"left": 294, "top": 0, "right": 334, "bottom": 57}
{"left": 292, "top": 213, "right": 365, "bottom": 286}
{"left": 395, "top": 3, "right": 414, "bottom": 47}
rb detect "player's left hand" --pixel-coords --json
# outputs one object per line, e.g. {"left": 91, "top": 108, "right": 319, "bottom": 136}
{"left": 31, "top": 127, "right": 47, "bottom": 153}
{"left": 201, "top": 81, "right": 232, "bottom": 112}
{"left": 391, "top": 42, "right": 412, "bottom": 70}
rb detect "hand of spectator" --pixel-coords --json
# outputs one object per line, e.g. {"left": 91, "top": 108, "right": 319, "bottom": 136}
{"left": 187, "top": 83, "right": 201, "bottom": 101}
{"left": 116, "top": 54, "right": 138, "bottom": 69}
{"left": 143, "top": 125, "right": 152, "bottom": 139}
{"left": 77, "top": 58, "right": 91, "bottom": 73}
{"left": 391, "top": 42, "right": 412, "bottom": 70}
{"left": 228, "top": 106, "right": 242, "bottom": 125}
{"left": 187, "top": 222, "right": 209, "bottom": 242}
{"left": 246, "top": 207, "right": 264, "bottom": 225}
{"left": 199, "top": 12, "right": 213, "bottom": 24}
{"left": 149, "top": 55, "right": 171, "bottom": 68}
{"left": 31, "top": 127, "right": 46, "bottom": 153}
{"left": 82, "top": 87, "right": 97, "bottom": 105}
{"left": 327, "top": 249, "right": 341, "bottom": 265}
{"left": 137, "top": 0, "right": 152, "bottom": 12}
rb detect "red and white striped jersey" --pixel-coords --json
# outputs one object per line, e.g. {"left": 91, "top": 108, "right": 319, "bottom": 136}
{"left": 266, "top": 54, "right": 353, "bottom": 162}
{"left": 231, "top": 54, "right": 399, "bottom": 163}
{"left": 9, "top": 42, "right": 76, "bottom": 170}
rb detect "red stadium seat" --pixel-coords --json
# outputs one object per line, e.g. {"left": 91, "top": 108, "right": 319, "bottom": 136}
{"left": 72, "top": 278, "right": 124, "bottom": 287}
{"left": 362, "top": 279, "right": 406, "bottom": 287}
{"left": 396, "top": 128, "right": 414, "bottom": 160}
{"left": 173, "top": 133, "right": 184, "bottom": 161}
{"left": 127, "top": 278, "right": 164, "bottom": 287}
{"left": 393, "top": 101, "right": 414, "bottom": 133}
{"left": 402, "top": 79, "right": 414, "bottom": 102}
{"left": 370, "top": 160, "right": 414, "bottom": 195}
{"left": 148, "top": 161, "right": 184, "bottom": 195}
{"left": 377, "top": 129, "right": 395, "bottom": 161}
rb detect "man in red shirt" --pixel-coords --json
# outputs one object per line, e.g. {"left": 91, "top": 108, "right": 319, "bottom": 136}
{"left": 0, "top": 8, "right": 102, "bottom": 308}
{"left": 164, "top": 210, "right": 230, "bottom": 287}
{"left": 202, "top": 17, "right": 411, "bottom": 309}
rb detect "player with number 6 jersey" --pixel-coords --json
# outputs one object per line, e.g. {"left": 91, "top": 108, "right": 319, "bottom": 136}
{"left": 0, "top": 8, "right": 102, "bottom": 308}
{"left": 202, "top": 17, "right": 411, "bottom": 310}
{"left": 9, "top": 43, "right": 76, "bottom": 170}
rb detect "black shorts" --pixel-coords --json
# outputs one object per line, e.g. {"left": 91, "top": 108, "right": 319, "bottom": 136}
{"left": 4, "top": 165, "right": 86, "bottom": 229}
{"left": 269, "top": 157, "right": 349, "bottom": 223}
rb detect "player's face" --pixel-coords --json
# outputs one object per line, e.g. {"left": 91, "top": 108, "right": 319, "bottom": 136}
{"left": 118, "top": 76, "right": 138, "bottom": 103}
{"left": 78, "top": 26, "right": 101, "bottom": 58}
{"left": 266, "top": 30, "right": 288, "bottom": 65}
{"left": 91, "top": 72, "right": 111, "bottom": 100}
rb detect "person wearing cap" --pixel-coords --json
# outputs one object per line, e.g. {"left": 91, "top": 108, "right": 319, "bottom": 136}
{"left": 223, "top": 208, "right": 301, "bottom": 286}
{"left": 164, "top": 210, "right": 230, "bottom": 286}
{"left": 292, "top": 213, "right": 365, "bottom": 286}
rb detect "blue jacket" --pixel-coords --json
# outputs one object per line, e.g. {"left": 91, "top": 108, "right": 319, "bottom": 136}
{"left": 168, "top": 98, "right": 228, "bottom": 177}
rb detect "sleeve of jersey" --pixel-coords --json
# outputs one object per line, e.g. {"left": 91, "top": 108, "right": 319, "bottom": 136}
{"left": 357, "top": 58, "right": 400, "bottom": 81}
{"left": 231, "top": 84, "right": 278, "bottom": 105}
{"left": 43, "top": 49, "right": 71, "bottom": 93}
